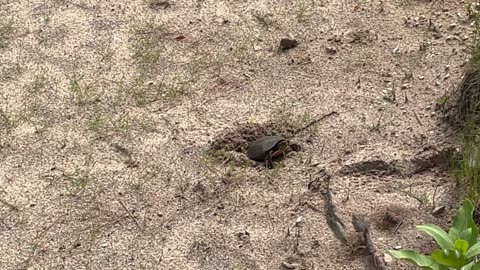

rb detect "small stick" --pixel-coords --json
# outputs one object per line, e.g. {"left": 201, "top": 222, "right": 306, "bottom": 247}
{"left": 292, "top": 111, "right": 339, "bottom": 137}
{"left": 413, "top": 110, "right": 423, "bottom": 126}
{"left": 322, "top": 174, "right": 348, "bottom": 245}
{"left": 352, "top": 214, "right": 387, "bottom": 270}
{"left": 392, "top": 217, "right": 405, "bottom": 235}
{"left": 117, "top": 199, "right": 141, "bottom": 230}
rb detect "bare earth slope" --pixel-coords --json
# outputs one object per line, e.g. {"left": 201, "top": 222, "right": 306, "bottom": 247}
{"left": 0, "top": 0, "right": 473, "bottom": 269}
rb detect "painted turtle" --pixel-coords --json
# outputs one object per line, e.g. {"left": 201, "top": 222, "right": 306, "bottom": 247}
{"left": 246, "top": 135, "right": 300, "bottom": 168}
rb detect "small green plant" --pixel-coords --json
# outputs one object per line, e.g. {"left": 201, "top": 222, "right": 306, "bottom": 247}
{"left": 389, "top": 199, "right": 480, "bottom": 269}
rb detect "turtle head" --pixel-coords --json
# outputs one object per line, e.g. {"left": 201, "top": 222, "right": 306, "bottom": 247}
{"left": 289, "top": 143, "right": 301, "bottom": 152}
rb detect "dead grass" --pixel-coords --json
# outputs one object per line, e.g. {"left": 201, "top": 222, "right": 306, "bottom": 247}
{"left": 0, "top": 19, "right": 14, "bottom": 49}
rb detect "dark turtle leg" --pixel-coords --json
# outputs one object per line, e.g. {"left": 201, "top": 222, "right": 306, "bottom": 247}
{"left": 265, "top": 151, "right": 274, "bottom": 169}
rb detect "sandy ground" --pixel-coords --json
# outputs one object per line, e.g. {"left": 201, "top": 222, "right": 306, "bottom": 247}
{"left": 0, "top": 0, "right": 475, "bottom": 269}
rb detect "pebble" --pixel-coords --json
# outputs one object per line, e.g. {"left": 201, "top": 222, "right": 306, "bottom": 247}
{"left": 448, "top": 23, "right": 457, "bottom": 30}
{"left": 282, "top": 262, "right": 301, "bottom": 269}
{"left": 432, "top": 32, "right": 442, "bottom": 39}
{"left": 418, "top": 75, "right": 425, "bottom": 80}
{"left": 384, "top": 253, "right": 393, "bottom": 264}
{"left": 279, "top": 38, "right": 298, "bottom": 51}
{"left": 432, "top": 205, "right": 446, "bottom": 216}
{"left": 446, "top": 35, "right": 455, "bottom": 41}
{"left": 295, "top": 216, "right": 303, "bottom": 224}
{"left": 325, "top": 46, "right": 337, "bottom": 54}
{"left": 393, "top": 245, "right": 402, "bottom": 250}
{"left": 99, "top": 240, "right": 109, "bottom": 248}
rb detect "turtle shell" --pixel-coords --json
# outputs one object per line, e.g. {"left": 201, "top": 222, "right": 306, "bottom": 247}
{"left": 246, "top": 135, "right": 287, "bottom": 162}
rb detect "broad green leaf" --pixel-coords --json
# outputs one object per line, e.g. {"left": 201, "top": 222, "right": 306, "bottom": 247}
{"left": 417, "top": 224, "right": 454, "bottom": 250}
{"left": 389, "top": 249, "right": 449, "bottom": 270}
{"left": 463, "top": 262, "right": 480, "bottom": 270}
{"left": 450, "top": 199, "right": 479, "bottom": 247}
{"left": 460, "top": 228, "right": 473, "bottom": 244}
{"left": 455, "top": 239, "right": 469, "bottom": 254}
{"left": 461, "top": 261, "right": 476, "bottom": 270}
{"left": 466, "top": 242, "right": 480, "bottom": 258}
{"left": 431, "top": 248, "right": 468, "bottom": 268}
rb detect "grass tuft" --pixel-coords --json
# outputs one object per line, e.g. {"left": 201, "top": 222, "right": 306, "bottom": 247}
{"left": 451, "top": 3, "right": 480, "bottom": 212}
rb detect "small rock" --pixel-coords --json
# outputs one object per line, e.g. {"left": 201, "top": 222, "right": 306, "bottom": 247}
{"left": 432, "top": 32, "right": 442, "bottom": 39}
{"left": 401, "top": 83, "right": 408, "bottom": 89}
{"left": 432, "top": 205, "right": 446, "bottom": 217}
{"left": 146, "top": 81, "right": 154, "bottom": 86}
{"left": 282, "top": 262, "right": 302, "bottom": 269}
{"left": 99, "top": 240, "right": 108, "bottom": 248}
{"left": 237, "top": 231, "right": 250, "bottom": 241}
{"left": 148, "top": 0, "right": 171, "bottom": 10}
{"left": 435, "top": 81, "right": 441, "bottom": 86}
{"left": 418, "top": 75, "right": 425, "bottom": 80}
{"left": 384, "top": 253, "right": 393, "bottom": 264}
{"left": 444, "top": 74, "right": 450, "bottom": 80}
{"left": 394, "top": 245, "right": 402, "bottom": 250}
{"left": 448, "top": 23, "right": 457, "bottom": 30}
{"left": 279, "top": 38, "right": 298, "bottom": 51}
{"left": 295, "top": 216, "right": 303, "bottom": 224}
{"left": 325, "top": 46, "right": 337, "bottom": 54}
{"left": 392, "top": 46, "right": 400, "bottom": 54}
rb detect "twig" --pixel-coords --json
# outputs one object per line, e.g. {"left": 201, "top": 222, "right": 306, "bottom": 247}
{"left": 117, "top": 199, "right": 141, "bottom": 230}
{"left": 413, "top": 110, "right": 423, "bottom": 126}
{"left": 292, "top": 111, "right": 339, "bottom": 137}
{"left": 17, "top": 214, "right": 65, "bottom": 269}
{"left": 392, "top": 217, "right": 405, "bottom": 235}
{"left": 322, "top": 173, "right": 348, "bottom": 245}
{"left": 352, "top": 214, "right": 387, "bottom": 270}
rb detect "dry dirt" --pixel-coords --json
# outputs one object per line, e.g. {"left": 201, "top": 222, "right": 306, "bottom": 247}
{"left": 0, "top": 0, "right": 475, "bottom": 269}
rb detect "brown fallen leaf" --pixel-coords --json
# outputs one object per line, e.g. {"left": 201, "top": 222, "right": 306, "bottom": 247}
{"left": 175, "top": 35, "right": 186, "bottom": 40}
